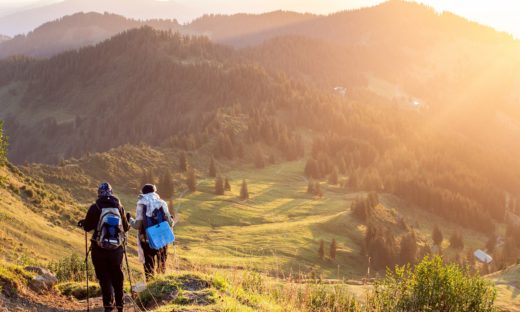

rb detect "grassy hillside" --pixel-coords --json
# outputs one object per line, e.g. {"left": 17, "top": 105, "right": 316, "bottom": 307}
{"left": 0, "top": 163, "right": 84, "bottom": 263}
{"left": 23, "top": 144, "right": 494, "bottom": 279}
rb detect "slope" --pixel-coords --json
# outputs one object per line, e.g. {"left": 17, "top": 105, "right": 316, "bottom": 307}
{"left": 0, "top": 12, "right": 182, "bottom": 59}
{"left": 23, "top": 143, "right": 494, "bottom": 279}
{"left": 0, "top": 163, "right": 84, "bottom": 263}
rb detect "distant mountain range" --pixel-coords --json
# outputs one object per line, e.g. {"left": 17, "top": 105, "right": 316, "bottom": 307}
{"left": 0, "top": 34, "right": 9, "bottom": 43}
{"left": 0, "top": 12, "right": 181, "bottom": 58}
{"left": 0, "top": 0, "right": 198, "bottom": 37}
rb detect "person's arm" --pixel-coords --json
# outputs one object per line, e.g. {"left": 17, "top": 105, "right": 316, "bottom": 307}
{"left": 83, "top": 204, "right": 99, "bottom": 232}
{"left": 120, "top": 206, "right": 129, "bottom": 232}
{"left": 130, "top": 203, "right": 143, "bottom": 230}
{"left": 163, "top": 201, "right": 174, "bottom": 226}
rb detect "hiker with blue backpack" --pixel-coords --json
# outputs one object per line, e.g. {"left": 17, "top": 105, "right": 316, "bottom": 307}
{"left": 78, "top": 182, "right": 129, "bottom": 312}
{"left": 128, "top": 184, "right": 175, "bottom": 280}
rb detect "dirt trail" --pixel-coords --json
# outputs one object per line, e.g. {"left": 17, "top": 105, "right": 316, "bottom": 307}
{"left": 1, "top": 293, "right": 140, "bottom": 312}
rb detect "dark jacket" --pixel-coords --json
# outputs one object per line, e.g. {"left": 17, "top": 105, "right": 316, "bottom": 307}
{"left": 83, "top": 195, "right": 129, "bottom": 246}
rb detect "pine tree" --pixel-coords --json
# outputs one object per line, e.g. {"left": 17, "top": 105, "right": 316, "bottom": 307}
{"left": 224, "top": 177, "right": 231, "bottom": 191}
{"left": 314, "top": 182, "right": 323, "bottom": 197}
{"left": 254, "top": 148, "right": 265, "bottom": 169}
{"left": 318, "top": 240, "right": 325, "bottom": 260}
{"left": 399, "top": 231, "right": 418, "bottom": 265}
{"left": 330, "top": 239, "right": 337, "bottom": 260}
{"left": 432, "top": 225, "right": 443, "bottom": 247}
{"left": 307, "top": 180, "right": 315, "bottom": 194}
{"left": 304, "top": 158, "right": 319, "bottom": 179}
{"left": 209, "top": 156, "right": 217, "bottom": 177}
{"left": 269, "top": 154, "right": 276, "bottom": 164}
{"left": 215, "top": 176, "right": 224, "bottom": 195}
{"left": 449, "top": 231, "right": 464, "bottom": 250}
{"left": 328, "top": 167, "right": 339, "bottom": 185}
{"left": 159, "top": 170, "right": 174, "bottom": 199}
{"left": 179, "top": 152, "right": 188, "bottom": 172}
{"left": 186, "top": 168, "right": 197, "bottom": 192}
{"left": 240, "top": 179, "right": 249, "bottom": 200}
{"left": 486, "top": 234, "right": 497, "bottom": 253}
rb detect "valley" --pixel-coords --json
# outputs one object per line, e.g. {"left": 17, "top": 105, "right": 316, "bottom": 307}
{"left": 1, "top": 0, "right": 520, "bottom": 311}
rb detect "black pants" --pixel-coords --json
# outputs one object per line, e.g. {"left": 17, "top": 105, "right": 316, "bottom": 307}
{"left": 91, "top": 246, "right": 124, "bottom": 311}
{"left": 157, "top": 245, "right": 168, "bottom": 274}
{"left": 142, "top": 242, "right": 158, "bottom": 280}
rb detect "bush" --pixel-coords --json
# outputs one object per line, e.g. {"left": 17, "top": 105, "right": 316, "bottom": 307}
{"left": 48, "top": 254, "right": 95, "bottom": 282}
{"left": 55, "top": 282, "right": 101, "bottom": 300}
{"left": 367, "top": 256, "right": 496, "bottom": 311}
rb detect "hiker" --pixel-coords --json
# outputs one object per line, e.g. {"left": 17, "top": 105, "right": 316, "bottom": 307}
{"left": 78, "top": 182, "right": 129, "bottom": 312}
{"left": 128, "top": 184, "right": 174, "bottom": 280}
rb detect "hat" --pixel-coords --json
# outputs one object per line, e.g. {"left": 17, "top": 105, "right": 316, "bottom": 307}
{"left": 98, "top": 182, "right": 113, "bottom": 197}
{"left": 142, "top": 184, "right": 157, "bottom": 194}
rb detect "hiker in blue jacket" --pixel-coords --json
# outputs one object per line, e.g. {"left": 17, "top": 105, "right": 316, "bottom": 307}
{"left": 128, "top": 184, "right": 174, "bottom": 280}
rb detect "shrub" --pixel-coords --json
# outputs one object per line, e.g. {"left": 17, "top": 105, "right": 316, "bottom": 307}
{"left": 48, "top": 254, "right": 95, "bottom": 282}
{"left": 366, "top": 256, "right": 496, "bottom": 311}
{"left": 55, "top": 282, "right": 101, "bottom": 300}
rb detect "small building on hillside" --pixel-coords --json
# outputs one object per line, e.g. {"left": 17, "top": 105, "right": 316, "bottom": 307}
{"left": 474, "top": 249, "right": 493, "bottom": 264}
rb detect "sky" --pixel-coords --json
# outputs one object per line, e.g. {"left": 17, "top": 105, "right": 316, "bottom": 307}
{"left": 0, "top": 0, "right": 519, "bottom": 38}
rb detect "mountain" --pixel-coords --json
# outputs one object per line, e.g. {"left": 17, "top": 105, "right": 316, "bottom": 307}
{"left": 187, "top": 11, "right": 318, "bottom": 46}
{"left": 0, "top": 0, "right": 199, "bottom": 37}
{"left": 0, "top": 34, "right": 10, "bottom": 43}
{"left": 0, "top": 12, "right": 182, "bottom": 58}
{"left": 0, "top": 26, "right": 307, "bottom": 164}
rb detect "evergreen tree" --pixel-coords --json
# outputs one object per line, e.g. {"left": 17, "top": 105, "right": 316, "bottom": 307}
{"left": 314, "top": 182, "right": 323, "bottom": 197}
{"left": 432, "top": 225, "right": 444, "bottom": 247}
{"left": 158, "top": 170, "right": 174, "bottom": 199}
{"left": 269, "top": 154, "right": 276, "bottom": 164}
{"left": 224, "top": 177, "right": 231, "bottom": 191}
{"left": 304, "top": 158, "right": 319, "bottom": 179}
{"left": 215, "top": 176, "right": 224, "bottom": 195}
{"left": 307, "top": 180, "right": 315, "bottom": 194}
{"left": 240, "top": 179, "right": 249, "bottom": 200}
{"left": 209, "top": 156, "right": 217, "bottom": 177}
{"left": 486, "top": 234, "right": 497, "bottom": 253}
{"left": 318, "top": 240, "right": 325, "bottom": 260}
{"left": 399, "top": 231, "right": 418, "bottom": 265}
{"left": 328, "top": 167, "right": 339, "bottom": 185}
{"left": 179, "top": 152, "right": 188, "bottom": 172}
{"left": 186, "top": 168, "right": 197, "bottom": 192}
{"left": 449, "top": 231, "right": 464, "bottom": 250}
{"left": 254, "top": 147, "right": 265, "bottom": 169}
{"left": 330, "top": 238, "right": 337, "bottom": 260}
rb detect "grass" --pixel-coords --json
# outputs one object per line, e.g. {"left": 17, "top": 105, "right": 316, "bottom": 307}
{"left": 0, "top": 165, "right": 84, "bottom": 264}
{"left": 12, "top": 144, "right": 518, "bottom": 310}
{"left": 0, "top": 260, "right": 35, "bottom": 297}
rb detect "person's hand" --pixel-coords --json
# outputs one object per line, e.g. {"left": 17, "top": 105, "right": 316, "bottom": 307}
{"left": 77, "top": 219, "right": 85, "bottom": 228}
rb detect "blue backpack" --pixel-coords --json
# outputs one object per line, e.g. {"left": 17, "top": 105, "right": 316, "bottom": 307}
{"left": 143, "top": 205, "right": 175, "bottom": 250}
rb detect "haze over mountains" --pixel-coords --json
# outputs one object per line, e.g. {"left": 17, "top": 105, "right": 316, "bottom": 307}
{"left": 0, "top": 0, "right": 197, "bottom": 37}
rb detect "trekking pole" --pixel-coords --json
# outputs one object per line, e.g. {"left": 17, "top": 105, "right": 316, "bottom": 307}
{"left": 123, "top": 236, "right": 136, "bottom": 299}
{"left": 84, "top": 230, "right": 90, "bottom": 312}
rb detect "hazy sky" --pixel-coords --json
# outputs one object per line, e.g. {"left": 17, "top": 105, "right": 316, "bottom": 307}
{"left": 0, "top": 0, "right": 519, "bottom": 38}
